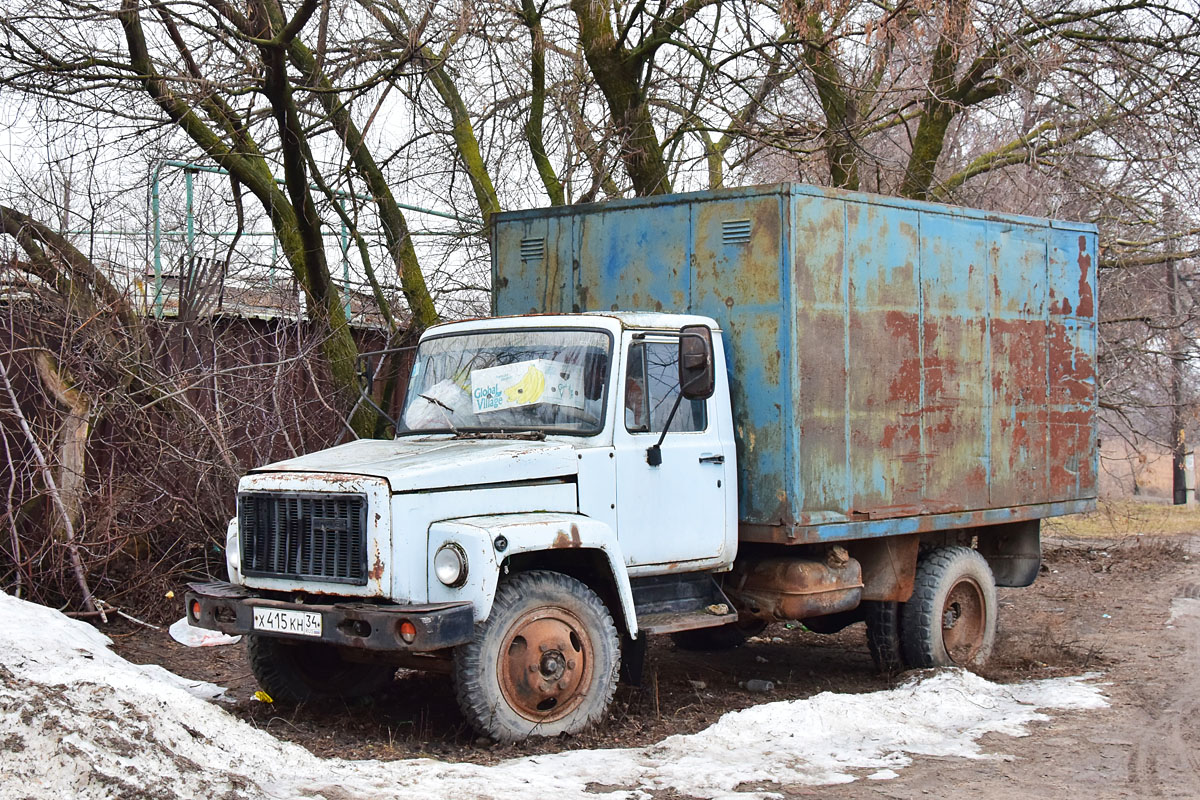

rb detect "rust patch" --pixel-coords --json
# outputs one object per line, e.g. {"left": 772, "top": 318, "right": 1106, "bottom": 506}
{"left": 727, "top": 555, "right": 863, "bottom": 619}
{"left": 880, "top": 423, "right": 899, "bottom": 449}
{"left": 764, "top": 493, "right": 796, "bottom": 530}
{"left": 1076, "top": 235, "right": 1094, "bottom": 318}
{"left": 369, "top": 543, "right": 384, "bottom": 582}
{"left": 1047, "top": 286, "right": 1071, "bottom": 316}
{"left": 963, "top": 465, "right": 988, "bottom": 491}
{"left": 884, "top": 310, "right": 918, "bottom": 340}
{"left": 552, "top": 524, "right": 582, "bottom": 548}
{"left": 886, "top": 359, "right": 922, "bottom": 405}
{"left": 852, "top": 534, "right": 919, "bottom": 602}
{"left": 920, "top": 344, "right": 956, "bottom": 399}
{"left": 880, "top": 311, "right": 921, "bottom": 405}
{"left": 1047, "top": 322, "right": 1093, "bottom": 404}
{"left": 990, "top": 318, "right": 1049, "bottom": 402}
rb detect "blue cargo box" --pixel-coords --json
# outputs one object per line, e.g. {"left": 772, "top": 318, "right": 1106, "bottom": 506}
{"left": 492, "top": 183, "right": 1098, "bottom": 544}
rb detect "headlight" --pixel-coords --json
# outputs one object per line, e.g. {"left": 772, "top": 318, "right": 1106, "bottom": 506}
{"left": 434, "top": 543, "right": 468, "bottom": 588}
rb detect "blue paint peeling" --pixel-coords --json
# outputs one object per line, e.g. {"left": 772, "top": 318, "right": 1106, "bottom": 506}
{"left": 493, "top": 182, "right": 1098, "bottom": 540}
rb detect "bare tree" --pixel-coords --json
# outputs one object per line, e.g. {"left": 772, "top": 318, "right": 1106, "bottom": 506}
{"left": 0, "top": 0, "right": 459, "bottom": 436}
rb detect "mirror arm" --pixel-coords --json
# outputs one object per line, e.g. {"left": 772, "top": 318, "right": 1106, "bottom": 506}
{"left": 645, "top": 391, "right": 685, "bottom": 467}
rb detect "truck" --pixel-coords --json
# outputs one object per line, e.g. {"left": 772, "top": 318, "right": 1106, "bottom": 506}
{"left": 186, "top": 182, "right": 1098, "bottom": 742}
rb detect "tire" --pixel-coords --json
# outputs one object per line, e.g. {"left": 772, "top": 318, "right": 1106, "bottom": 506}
{"left": 246, "top": 635, "right": 397, "bottom": 704}
{"left": 901, "top": 546, "right": 997, "bottom": 668}
{"left": 671, "top": 616, "right": 767, "bottom": 651}
{"left": 864, "top": 600, "right": 906, "bottom": 673}
{"left": 453, "top": 570, "right": 621, "bottom": 741}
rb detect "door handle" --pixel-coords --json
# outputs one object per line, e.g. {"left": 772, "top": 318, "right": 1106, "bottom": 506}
{"left": 699, "top": 454, "right": 724, "bottom": 464}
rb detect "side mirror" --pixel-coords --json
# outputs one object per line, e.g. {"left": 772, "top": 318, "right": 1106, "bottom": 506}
{"left": 678, "top": 324, "right": 715, "bottom": 400}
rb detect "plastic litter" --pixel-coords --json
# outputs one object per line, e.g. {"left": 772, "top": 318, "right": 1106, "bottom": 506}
{"left": 168, "top": 616, "right": 242, "bottom": 648}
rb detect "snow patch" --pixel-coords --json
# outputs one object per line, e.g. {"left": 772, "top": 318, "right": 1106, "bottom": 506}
{"left": 0, "top": 591, "right": 1107, "bottom": 800}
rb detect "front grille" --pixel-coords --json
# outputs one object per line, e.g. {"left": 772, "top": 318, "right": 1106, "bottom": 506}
{"left": 239, "top": 493, "right": 368, "bottom": 585}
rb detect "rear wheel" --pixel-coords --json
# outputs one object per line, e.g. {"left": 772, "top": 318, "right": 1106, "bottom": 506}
{"left": 863, "top": 600, "right": 906, "bottom": 673}
{"left": 453, "top": 570, "right": 620, "bottom": 741}
{"left": 901, "top": 546, "right": 997, "bottom": 668}
{"left": 246, "top": 635, "right": 397, "bottom": 703}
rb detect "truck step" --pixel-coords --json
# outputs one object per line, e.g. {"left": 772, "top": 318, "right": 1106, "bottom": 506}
{"left": 637, "top": 608, "right": 738, "bottom": 635}
{"left": 630, "top": 573, "right": 737, "bottom": 635}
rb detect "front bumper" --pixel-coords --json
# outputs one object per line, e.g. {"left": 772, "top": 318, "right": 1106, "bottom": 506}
{"left": 185, "top": 581, "right": 476, "bottom": 652}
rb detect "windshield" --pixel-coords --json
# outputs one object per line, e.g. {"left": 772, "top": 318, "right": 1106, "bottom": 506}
{"left": 398, "top": 328, "right": 612, "bottom": 436}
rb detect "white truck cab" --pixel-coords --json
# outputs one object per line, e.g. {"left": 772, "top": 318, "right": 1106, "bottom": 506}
{"left": 188, "top": 313, "right": 742, "bottom": 740}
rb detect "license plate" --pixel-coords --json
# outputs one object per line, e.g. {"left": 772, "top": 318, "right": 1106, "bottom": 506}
{"left": 252, "top": 607, "right": 322, "bottom": 638}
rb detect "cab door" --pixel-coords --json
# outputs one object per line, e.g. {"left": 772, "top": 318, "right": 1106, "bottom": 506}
{"left": 614, "top": 335, "right": 729, "bottom": 568}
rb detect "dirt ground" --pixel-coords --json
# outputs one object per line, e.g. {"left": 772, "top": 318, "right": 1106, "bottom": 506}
{"left": 109, "top": 531, "right": 1200, "bottom": 798}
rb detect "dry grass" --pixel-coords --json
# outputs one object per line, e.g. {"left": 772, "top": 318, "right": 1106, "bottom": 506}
{"left": 990, "top": 613, "right": 1112, "bottom": 676}
{"left": 1044, "top": 499, "right": 1200, "bottom": 539}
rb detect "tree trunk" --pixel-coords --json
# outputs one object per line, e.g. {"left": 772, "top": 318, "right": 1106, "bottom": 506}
{"left": 33, "top": 352, "right": 91, "bottom": 544}
{"left": 571, "top": 0, "right": 673, "bottom": 196}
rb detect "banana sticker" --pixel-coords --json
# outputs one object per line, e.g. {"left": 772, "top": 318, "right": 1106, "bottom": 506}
{"left": 471, "top": 358, "right": 585, "bottom": 413}
{"left": 503, "top": 365, "right": 546, "bottom": 404}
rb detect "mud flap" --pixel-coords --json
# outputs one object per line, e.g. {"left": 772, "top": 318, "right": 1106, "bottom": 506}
{"left": 977, "top": 520, "right": 1042, "bottom": 587}
{"left": 619, "top": 633, "right": 647, "bottom": 686}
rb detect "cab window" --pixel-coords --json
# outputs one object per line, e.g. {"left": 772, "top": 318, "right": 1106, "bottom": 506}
{"left": 624, "top": 340, "right": 707, "bottom": 433}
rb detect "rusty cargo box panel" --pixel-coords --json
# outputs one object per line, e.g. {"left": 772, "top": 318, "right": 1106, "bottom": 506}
{"left": 492, "top": 183, "right": 1098, "bottom": 544}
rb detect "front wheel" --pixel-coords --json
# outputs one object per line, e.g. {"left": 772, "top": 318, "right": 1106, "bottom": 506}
{"left": 245, "top": 635, "right": 397, "bottom": 703}
{"left": 901, "top": 546, "right": 997, "bottom": 668}
{"left": 453, "top": 570, "right": 621, "bottom": 741}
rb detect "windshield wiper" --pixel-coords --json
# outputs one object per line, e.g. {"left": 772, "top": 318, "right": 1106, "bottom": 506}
{"left": 451, "top": 430, "right": 547, "bottom": 441}
{"left": 418, "top": 393, "right": 459, "bottom": 435}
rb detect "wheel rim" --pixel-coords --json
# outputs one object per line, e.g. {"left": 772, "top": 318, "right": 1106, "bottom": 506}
{"left": 941, "top": 577, "right": 987, "bottom": 664}
{"left": 497, "top": 606, "right": 594, "bottom": 723}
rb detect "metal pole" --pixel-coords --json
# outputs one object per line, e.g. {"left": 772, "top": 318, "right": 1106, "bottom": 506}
{"left": 1166, "top": 195, "right": 1188, "bottom": 505}
{"left": 152, "top": 163, "right": 163, "bottom": 318}
{"left": 340, "top": 199, "right": 351, "bottom": 321}
{"left": 185, "top": 168, "right": 196, "bottom": 317}
{"left": 186, "top": 168, "right": 195, "bottom": 263}
{"left": 161, "top": 159, "right": 480, "bottom": 225}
